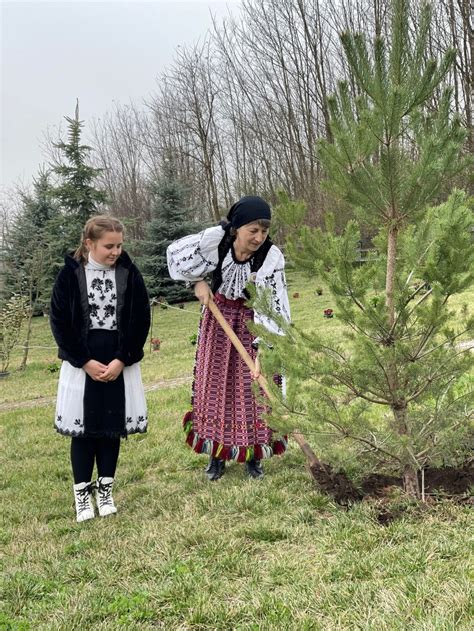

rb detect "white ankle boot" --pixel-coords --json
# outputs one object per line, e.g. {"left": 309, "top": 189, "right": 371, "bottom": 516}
{"left": 96, "top": 477, "right": 117, "bottom": 517}
{"left": 73, "top": 481, "right": 95, "bottom": 522}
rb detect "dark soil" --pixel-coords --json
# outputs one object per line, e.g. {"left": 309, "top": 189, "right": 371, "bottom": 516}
{"left": 309, "top": 463, "right": 473, "bottom": 507}
{"left": 361, "top": 465, "right": 473, "bottom": 497}
{"left": 309, "top": 462, "right": 363, "bottom": 505}
{"left": 422, "top": 465, "right": 473, "bottom": 495}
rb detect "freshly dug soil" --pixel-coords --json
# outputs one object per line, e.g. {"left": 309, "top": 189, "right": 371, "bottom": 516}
{"left": 309, "top": 462, "right": 363, "bottom": 505}
{"left": 309, "top": 463, "right": 473, "bottom": 506}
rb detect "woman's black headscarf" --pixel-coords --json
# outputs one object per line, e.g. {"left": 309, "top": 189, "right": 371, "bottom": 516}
{"left": 226, "top": 195, "right": 271, "bottom": 229}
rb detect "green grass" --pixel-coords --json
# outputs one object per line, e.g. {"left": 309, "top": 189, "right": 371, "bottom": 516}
{"left": 0, "top": 273, "right": 473, "bottom": 629}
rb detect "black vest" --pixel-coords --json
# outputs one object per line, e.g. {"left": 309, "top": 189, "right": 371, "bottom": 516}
{"left": 211, "top": 231, "right": 273, "bottom": 298}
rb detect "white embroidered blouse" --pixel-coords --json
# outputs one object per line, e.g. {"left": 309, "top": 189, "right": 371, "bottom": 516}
{"left": 167, "top": 225, "right": 291, "bottom": 334}
{"left": 84, "top": 255, "right": 118, "bottom": 330}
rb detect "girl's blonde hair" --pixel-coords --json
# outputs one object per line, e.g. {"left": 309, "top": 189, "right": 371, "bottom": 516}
{"left": 74, "top": 215, "right": 124, "bottom": 262}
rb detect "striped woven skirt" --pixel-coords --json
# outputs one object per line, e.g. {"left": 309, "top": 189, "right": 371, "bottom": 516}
{"left": 183, "top": 293, "right": 287, "bottom": 461}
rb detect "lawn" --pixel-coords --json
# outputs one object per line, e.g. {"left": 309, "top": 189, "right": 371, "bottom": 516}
{"left": 0, "top": 273, "right": 472, "bottom": 629}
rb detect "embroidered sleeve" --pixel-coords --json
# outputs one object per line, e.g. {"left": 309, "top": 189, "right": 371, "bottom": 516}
{"left": 254, "top": 246, "right": 291, "bottom": 335}
{"left": 167, "top": 225, "right": 224, "bottom": 282}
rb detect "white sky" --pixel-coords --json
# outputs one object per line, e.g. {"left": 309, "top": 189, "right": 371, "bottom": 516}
{"left": 0, "top": 0, "right": 241, "bottom": 192}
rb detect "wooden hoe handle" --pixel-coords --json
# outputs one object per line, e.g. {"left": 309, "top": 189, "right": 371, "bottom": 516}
{"left": 207, "top": 300, "right": 321, "bottom": 467}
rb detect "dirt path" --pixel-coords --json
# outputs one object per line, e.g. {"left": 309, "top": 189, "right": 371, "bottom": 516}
{"left": 0, "top": 375, "right": 193, "bottom": 412}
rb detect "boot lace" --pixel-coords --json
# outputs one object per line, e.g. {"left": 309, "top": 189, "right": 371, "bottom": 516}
{"left": 98, "top": 480, "right": 113, "bottom": 507}
{"left": 76, "top": 483, "right": 94, "bottom": 512}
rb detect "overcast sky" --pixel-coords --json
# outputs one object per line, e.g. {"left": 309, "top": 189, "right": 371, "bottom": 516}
{"left": 1, "top": 0, "right": 241, "bottom": 192}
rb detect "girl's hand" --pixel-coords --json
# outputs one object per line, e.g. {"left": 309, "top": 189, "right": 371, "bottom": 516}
{"left": 83, "top": 359, "right": 108, "bottom": 381}
{"left": 194, "top": 280, "right": 213, "bottom": 306}
{"left": 101, "top": 359, "right": 125, "bottom": 382}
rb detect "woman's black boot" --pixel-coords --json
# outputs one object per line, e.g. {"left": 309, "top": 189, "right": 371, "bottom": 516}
{"left": 246, "top": 459, "right": 264, "bottom": 479}
{"left": 205, "top": 457, "right": 225, "bottom": 481}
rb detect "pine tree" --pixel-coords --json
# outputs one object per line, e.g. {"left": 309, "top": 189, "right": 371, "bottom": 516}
{"left": 139, "top": 171, "right": 204, "bottom": 303}
{"left": 255, "top": 0, "right": 473, "bottom": 498}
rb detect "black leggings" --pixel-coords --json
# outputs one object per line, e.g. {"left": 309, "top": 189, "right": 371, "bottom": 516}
{"left": 71, "top": 436, "right": 121, "bottom": 483}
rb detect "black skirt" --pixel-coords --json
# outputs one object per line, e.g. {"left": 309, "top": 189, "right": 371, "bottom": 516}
{"left": 83, "top": 329, "right": 126, "bottom": 438}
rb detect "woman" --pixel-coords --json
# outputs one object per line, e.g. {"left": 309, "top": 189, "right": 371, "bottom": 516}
{"left": 50, "top": 215, "right": 150, "bottom": 521}
{"left": 167, "top": 195, "right": 290, "bottom": 480}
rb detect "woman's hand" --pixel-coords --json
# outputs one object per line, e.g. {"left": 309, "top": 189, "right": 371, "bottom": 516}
{"left": 83, "top": 359, "right": 108, "bottom": 381}
{"left": 194, "top": 280, "right": 213, "bottom": 306}
{"left": 101, "top": 359, "right": 125, "bottom": 382}
{"left": 251, "top": 354, "right": 261, "bottom": 380}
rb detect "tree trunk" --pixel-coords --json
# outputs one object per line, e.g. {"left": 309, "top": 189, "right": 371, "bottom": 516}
{"left": 460, "top": 0, "right": 473, "bottom": 174}
{"left": 392, "top": 404, "right": 420, "bottom": 498}
{"left": 402, "top": 464, "right": 420, "bottom": 497}
{"left": 19, "top": 297, "right": 35, "bottom": 371}
{"left": 386, "top": 225, "right": 398, "bottom": 328}
{"left": 386, "top": 226, "right": 419, "bottom": 498}
{"left": 19, "top": 313, "right": 33, "bottom": 371}
{"left": 292, "top": 432, "right": 323, "bottom": 468}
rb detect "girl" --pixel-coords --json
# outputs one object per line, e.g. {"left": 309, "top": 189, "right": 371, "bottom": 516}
{"left": 50, "top": 215, "right": 150, "bottom": 521}
{"left": 167, "top": 195, "right": 290, "bottom": 480}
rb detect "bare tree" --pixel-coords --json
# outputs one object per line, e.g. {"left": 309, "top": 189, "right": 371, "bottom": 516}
{"left": 149, "top": 41, "right": 223, "bottom": 222}
{"left": 51, "top": 0, "right": 470, "bottom": 236}
{"left": 92, "top": 102, "right": 152, "bottom": 239}
{"left": 211, "top": 0, "right": 338, "bottom": 215}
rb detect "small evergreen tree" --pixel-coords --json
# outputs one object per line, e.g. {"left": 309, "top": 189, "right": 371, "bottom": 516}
{"left": 4, "top": 171, "right": 60, "bottom": 303}
{"left": 139, "top": 170, "right": 204, "bottom": 303}
{"left": 51, "top": 100, "right": 107, "bottom": 253}
{"left": 255, "top": 0, "right": 473, "bottom": 498}
{"left": 2, "top": 170, "right": 61, "bottom": 367}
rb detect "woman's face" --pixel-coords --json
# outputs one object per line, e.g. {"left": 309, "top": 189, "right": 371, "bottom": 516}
{"left": 235, "top": 221, "right": 270, "bottom": 254}
{"left": 86, "top": 231, "right": 123, "bottom": 265}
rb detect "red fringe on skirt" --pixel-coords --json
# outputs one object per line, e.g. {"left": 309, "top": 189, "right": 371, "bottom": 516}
{"left": 183, "top": 411, "right": 287, "bottom": 462}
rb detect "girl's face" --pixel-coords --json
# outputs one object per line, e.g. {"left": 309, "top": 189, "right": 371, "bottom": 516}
{"left": 235, "top": 221, "right": 269, "bottom": 254}
{"left": 86, "top": 231, "right": 123, "bottom": 266}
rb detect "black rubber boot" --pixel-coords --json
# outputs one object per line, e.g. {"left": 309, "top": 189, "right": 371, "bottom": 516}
{"left": 205, "top": 457, "right": 225, "bottom": 481}
{"left": 246, "top": 459, "right": 264, "bottom": 479}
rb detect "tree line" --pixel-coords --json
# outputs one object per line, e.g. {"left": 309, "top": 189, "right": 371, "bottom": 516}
{"left": 2, "top": 0, "right": 472, "bottom": 363}
{"left": 89, "top": 0, "right": 471, "bottom": 233}
{"left": 1, "top": 0, "right": 471, "bottom": 327}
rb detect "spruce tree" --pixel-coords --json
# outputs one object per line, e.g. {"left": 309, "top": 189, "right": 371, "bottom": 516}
{"left": 2, "top": 170, "right": 61, "bottom": 367}
{"left": 3, "top": 170, "right": 60, "bottom": 309}
{"left": 255, "top": 0, "right": 473, "bottom": 498}
{"left": 139, "top": 170, "right": 204, "bottom": 303}
{"left": 51, "top": 101, "right": 107, "bottom": 252}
